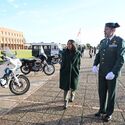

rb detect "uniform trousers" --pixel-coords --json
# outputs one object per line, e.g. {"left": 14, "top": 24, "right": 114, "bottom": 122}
{"left": 98, "top": 75, "right": 117, "bottom": 116}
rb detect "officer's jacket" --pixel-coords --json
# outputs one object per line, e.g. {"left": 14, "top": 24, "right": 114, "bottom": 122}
{"left": 94, "top": 35, "right": 125, "bottom": 76}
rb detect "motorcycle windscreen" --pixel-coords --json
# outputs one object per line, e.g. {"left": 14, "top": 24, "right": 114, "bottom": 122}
{"left": 2, "top": 47, "right": 16, "bottom": 59}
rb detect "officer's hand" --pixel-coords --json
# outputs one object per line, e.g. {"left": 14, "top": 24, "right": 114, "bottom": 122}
{"left": 92, "top": 66, "right": 98, "bottom": 74}
{"left": 105, "top": 72, "right": 115, "bottom": 80}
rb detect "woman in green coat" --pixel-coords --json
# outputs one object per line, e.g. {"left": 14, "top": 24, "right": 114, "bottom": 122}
{"left": 59, "top": 39, "right": 81, "bottom": 109}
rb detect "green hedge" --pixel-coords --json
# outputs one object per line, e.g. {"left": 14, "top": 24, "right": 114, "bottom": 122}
{"left": 14, "top": 50, "right": 32, "bottom": 59}
{"left": 0, "top": 50, "right": 32, "bottom": 62}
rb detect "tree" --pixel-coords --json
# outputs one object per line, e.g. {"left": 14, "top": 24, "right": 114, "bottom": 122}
{"left": 86, "top": 43, "right": 91, "bottom": 49}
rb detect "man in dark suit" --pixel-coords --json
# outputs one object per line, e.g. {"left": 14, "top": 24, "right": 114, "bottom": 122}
{"left": 92, "top": 22, "right": 125, "bottom": 122}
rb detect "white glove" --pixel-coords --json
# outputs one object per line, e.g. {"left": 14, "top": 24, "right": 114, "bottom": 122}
{"left": 105, "top": 72, "right": 115, "bottom": 80}
{"left": 92, "top": 66, "right": 98, "bottom": 74}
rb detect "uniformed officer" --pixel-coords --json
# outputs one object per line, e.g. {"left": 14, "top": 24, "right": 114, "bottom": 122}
{"left": 92, "top": 22, "right": 125, "bottom": 122}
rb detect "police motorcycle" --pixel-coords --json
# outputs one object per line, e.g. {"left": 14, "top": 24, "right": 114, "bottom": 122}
{"left": 0, "top": 48, "right": 30, "bottom": 95}
{"left": 20, "top": 53, "right": 55, "bottom": 75}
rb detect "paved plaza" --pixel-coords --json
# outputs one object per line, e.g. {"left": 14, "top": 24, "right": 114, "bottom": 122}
{"left": 0, "top": 50, "right": 125, "bottom": 125}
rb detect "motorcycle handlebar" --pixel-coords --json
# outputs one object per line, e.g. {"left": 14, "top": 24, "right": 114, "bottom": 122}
{"left": 0, "top": 56, "right": 7, "bottom": 60}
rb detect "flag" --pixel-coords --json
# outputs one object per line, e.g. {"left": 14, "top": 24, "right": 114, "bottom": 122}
{"left": 77, "top": 28, "right": 81, "bottom": 37}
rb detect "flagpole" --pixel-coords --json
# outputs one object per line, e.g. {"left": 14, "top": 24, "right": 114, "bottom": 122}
{"left": 76, "top": 28, "right": 81, "bottom": 45}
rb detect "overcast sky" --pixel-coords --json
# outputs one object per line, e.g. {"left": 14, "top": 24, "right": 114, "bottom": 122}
{"left": 0, "top": 0, "right": 125, "bottom": 46}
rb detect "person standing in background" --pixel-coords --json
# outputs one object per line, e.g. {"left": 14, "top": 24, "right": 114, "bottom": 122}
{"left": 59, "top": 39, "right": 81, "bottom": 109}
{"left": 93, "top": 46, "right": 96, "bottom": 56}
{"left": 92, "top": 22, "right": 125, "bottom": 122}
{"left": 89, "top": 46, "right": 93, "bottom": 58}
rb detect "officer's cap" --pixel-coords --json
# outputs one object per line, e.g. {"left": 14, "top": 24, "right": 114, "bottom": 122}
{"left": 105, "top": 22, "right": 120, "bottom": 28}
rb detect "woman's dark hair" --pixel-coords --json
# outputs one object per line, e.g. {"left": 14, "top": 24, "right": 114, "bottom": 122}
{"left": 67, "top": 39, "right": 77, "bottom": 51}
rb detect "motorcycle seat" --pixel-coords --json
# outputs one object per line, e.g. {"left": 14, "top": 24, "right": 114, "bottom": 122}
{"left": 21, "top": 58, "right": 36, "bottom": 63}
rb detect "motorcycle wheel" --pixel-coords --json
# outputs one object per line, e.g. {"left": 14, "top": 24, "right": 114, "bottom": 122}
{"left": 43, "top": 64, "right": 55, "bottom": 75}
{"left": 20, "top": 65, "right": 30, "bottom": 75}
{"left": 9, "top": 75, "right": 30, "bottom": 95}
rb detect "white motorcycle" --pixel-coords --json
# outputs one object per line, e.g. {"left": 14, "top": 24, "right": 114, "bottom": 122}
{"left": 0, "top": 48, "right": 30, "bottom": 95}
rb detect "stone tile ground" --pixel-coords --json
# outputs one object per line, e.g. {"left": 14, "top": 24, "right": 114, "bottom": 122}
{"left": 0, "top": 50, "right": 125, "bottom": 125}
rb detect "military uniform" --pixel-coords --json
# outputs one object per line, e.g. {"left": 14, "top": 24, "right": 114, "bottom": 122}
{"left": 94, "top": 35, "right": 125, "bottom": 116}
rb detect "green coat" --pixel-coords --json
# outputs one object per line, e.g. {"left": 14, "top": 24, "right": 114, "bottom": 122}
{"left": 94, "top": 36, "right": 125, "bottom": 77}
{"left": 59, "top": 49, "right": 81, "bottom": 91}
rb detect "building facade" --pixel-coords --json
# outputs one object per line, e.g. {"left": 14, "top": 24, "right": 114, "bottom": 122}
{"left": 0, "top": 27, "right": 26, "bottom": 50}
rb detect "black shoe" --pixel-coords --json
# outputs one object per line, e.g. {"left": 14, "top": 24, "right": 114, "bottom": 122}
{"left": 95, "top": 112, "right": 106, "bottom": 117}
{"left": 103, "top": 115, "right": 112, "bottom": 122}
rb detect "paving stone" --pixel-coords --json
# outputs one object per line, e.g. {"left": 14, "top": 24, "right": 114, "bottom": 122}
{"left": 84, "top": 92, "right": 98, "bottom": 100}
{"left": 26, "top": 103, "right": 50, "bottom": 113}
{"left": 38, "top": 114, "right": 61, "bottom": 125}
{"left": 45, "top": 104, "right": 65, "bottom": 115}
{"left": 14, "top": 102, "right": 50, "bottom": 113}
{"left": 43, "top": 91, "right": 60, "bottom": 97}
{"left": 1, "top": 112, "right": 26, "bottom": 121}
{"left": 121, "top": 112, "right": 125, "bottom": 121}
{"left": 63, "top": 106, "right": 83, "bottom": 116}
{"left": 19, "top": 112, "right": 44, "bottom": 123}
{"left": 0, "top": 108, "right": 9, "bottom": 116}
{"left": 72, "top": 98, "right": 84, "bottom": 105}
{"left": 11, "top": 102, "right": 47, "bottom": 113}
{"left": 81, "top": 117, "right": 103, "bottom": 125}
{"left": 14, "top": 102, "right": 34, "bottom": 108}
{"left": 103, "top": 121, "right": 125, "bottom": 125}
{"left": 116, "top": 102, "right": 125, "bottom": 112}
{"left": 33, "top": 90, "right": 47, "bottom": 96}
{"left": 0, "top": 100, "right": 17, "bottom": 109}
{"left": 59, "top": 115, "right": 81, "bottom": 125}
{"left": 82, "top": 107, "right": 98, "bottom": 119}
{"left": 84, "top": 99, "right": 99, "bottom": 108}
{"left": 27, "top": 95, "right": 54, "bottom": 103}
{"left": 116, "top": 92, "right": 125, "bottom": 104}
{"left": 111, "top": 111, "right": 125, "bottom": 123}
{"left": 0, "top": 119, "right": 16, "bottom": 125}
{"left": 15, "top": 121, "right": 33, "bottom": 125}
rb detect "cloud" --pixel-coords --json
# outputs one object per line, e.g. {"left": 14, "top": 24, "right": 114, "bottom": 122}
{"left": 1, "top": 9, "right": 7, "bottom": 13}
{"left": 23, "top": 2, "right": 27, "bottom": 6}
{"left": 7, "top": 0, "right": 19, "bottom": 8}
{"left": 7, "top": 0, "right": 15, "bottom": 3}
